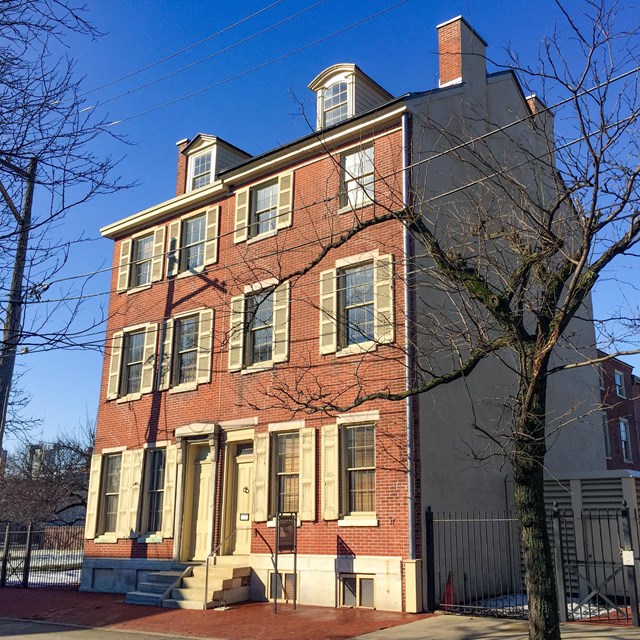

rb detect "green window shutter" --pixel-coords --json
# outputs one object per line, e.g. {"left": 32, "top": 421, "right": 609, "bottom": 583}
{"left": 127, "top": 449, "right": 144, "bottom": 537}
{"left": 158, "top": 319, "right": 174, "bottom": 390}
{"left": 319, "top": 269, "right": 337, "bottom": 354}
{"left": 196, "top": 308, "right": 214, "bottom": 384}
{"left": 166, "top": 220, "right": 181, "bottom": 277}
{"left": 227, "top": 295, "right": 244, "bottom": 372}
{"left": 116, "top": 450, "right": 132, "bottom": 538}
{"left": 204, "top": 206, "right": 220, "bottom": 265}
{"left": 276, "top": 171, "right": 294, "bottom": 229}
{"left": 161, "top": 445, "right": 178, "bottom": 538}
{"left": 253, "top": 433, "right": 269, "bottom": 522}
{"left": 374, "top": 254, "right": 394, "bottom": 344}
{"left": 321, "top": 424, "right": 340, "bottom": 520}
{"left": 84, "top": 454, "right": 103, "bottom": 539}
{"left": 272, "top": 282, "right": 289, "bottom": 363}
{"left": 298, "top": 427, "right": 316, "bottom": 521}
{"left": 106, "top": 331, "right": 124, "bottom": 400}
{"left": 140, "top": 323, "right": 157, "bottom": 394}
{"left": 150, "top": 226, "right": 166, "bottom": 282}
{"left": 234, "top": 188, "right": 249, "bottom": 243}
{"left": 117, "top": 239, "right": 132, "bottom": 292}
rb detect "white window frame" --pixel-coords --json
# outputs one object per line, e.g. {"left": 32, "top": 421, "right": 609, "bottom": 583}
{"left": 130, "top": 233, "right": 154, "bottom": 289}
{"left": 323, "top": 81, "right": 349, "bottom": 127}
{"left": 340, "top": 573, "right": 375, "bottom": 608}
{"left": 341, "top": 423, "right": 376, "bottom": 519}
{"left": 340, "top": 145, "right": 374, "bottom": 211}
{"left": 167, "top": 207, "right": 220, "bottom": 278}
{"left": 602, "top": 413, "right": 611, "bottom": 459}
{"left": 140, "top": 448, "right": 166, "bottom": 536}
{"left": 188, "top": 150, "right": 213, "bottom": 192}
{"left": 268, "top": 570, "right": 298, "bottom": 602}
{"left": 272, "top": 431, "right": 300, "bottom": 516}
{"left": 337, "top": 261, "right": 375, "bottom": 349}
{"left": 249, "top": 179, "right": 279, "bottom": 240}
{"left": 116, "top": 226, "right": 166, "bottom": 293}
{"left": 98, "top": 453, "right": 122, "bottom": 536}
{"left": 120, "top": 329, "right": 146, "bottom": 397}
{"left": 179, "top": 213, "right": 207, "bottom": 273}
{"left": 620, "top": 418, "right": 632, "bottom": 462}
{"left": 614, "top": 370, "right": 626, "bottom": 398}
{"left": 172, "top": 314, "right": 199, "bottom": 386}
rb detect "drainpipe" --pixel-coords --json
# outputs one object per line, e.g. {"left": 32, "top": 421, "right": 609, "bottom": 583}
{"left": 402, "top": 111, "right": 416, "bottom": 559}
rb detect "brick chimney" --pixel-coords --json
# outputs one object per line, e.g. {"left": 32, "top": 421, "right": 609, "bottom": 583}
{"left": 175, "top": 138, "right": 190, "bottom": 196}
{"left": 437, "top": 16, "right": 487, "bottom": 88}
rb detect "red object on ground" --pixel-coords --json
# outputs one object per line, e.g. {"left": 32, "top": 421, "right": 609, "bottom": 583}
{"left": 442, "top": 572, "right": 455, "bottom": 607}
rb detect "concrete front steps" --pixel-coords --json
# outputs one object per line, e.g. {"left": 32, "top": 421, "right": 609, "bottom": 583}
{"left": 126, "top": 566, "right": 193, "bottom": 606}
{"left": 162, "top": 564, "right": 251, "bottom": 610}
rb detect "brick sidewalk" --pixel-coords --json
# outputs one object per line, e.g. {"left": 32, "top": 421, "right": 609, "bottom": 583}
{"left": 0, "top": 589, "right": 429, "bottom": 640}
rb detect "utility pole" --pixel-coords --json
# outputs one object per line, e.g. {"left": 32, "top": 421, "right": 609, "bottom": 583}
{"left": 0, "top": 157, "right": 37, "bottom": 451}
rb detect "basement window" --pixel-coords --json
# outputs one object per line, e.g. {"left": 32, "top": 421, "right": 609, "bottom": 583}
{"left": 340, "top": 574, "right": 374, "bottom": 608}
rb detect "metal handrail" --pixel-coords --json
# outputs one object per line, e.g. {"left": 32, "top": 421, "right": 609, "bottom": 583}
{"left": 203, "top": 528, "right": 237, "bottom": 609}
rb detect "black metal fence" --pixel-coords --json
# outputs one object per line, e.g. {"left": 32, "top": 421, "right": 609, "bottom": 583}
{"left": 426, "top": 505, "right": 640, "bottom": 626}
{"left": 0, "top": 524, "right": 84, "bottom": 590}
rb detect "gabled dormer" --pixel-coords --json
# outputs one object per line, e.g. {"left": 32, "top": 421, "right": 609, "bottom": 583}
{"left": 176, "top": 134, "right": 251, "bottom": 196}
{"left": 308, "top": 63, "right": 393, "bottom": 131}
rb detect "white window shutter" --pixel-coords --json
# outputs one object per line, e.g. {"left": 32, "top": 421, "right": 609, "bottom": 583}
{"left": 227, "top": 295, "right": 244, "bottom": 372}
{"left": 116, "top": 450, "right": 132, "bottom": 538}
{"left": 159, "top": 319, "right": 174, "bottom": 390}
{"left": 298, "top": 427, "right": 316, "bottom": 521}
{"left": 319, "top": 269, "right": 337, "bottom": 354}
{"left": 106, "top": 332, "right": 124, "bottom": 400}
{"left": 117, "top": 239, "right": 132, "bottom": 292}
{"left": 276, "top": 172, "right": 294, "bottom": 229}
{"left": 140, "top": 324, "right": 157, "bottom": 394}
{"left": 167, "top": 220, "right": 181, "bottom": 277}
{"left": 151, "top": 226, "right": 166, "bottom": 283}
{"left": 374, "top": 254, "right": 394, "bottom": 344}
{"left": 84, "top": 454, "right": 103, "bottom": 539}
{"left": 253, "top": 433, "right": 269, "bottom": 522}
{"left": 127, "top": 449, "right": 144, "bottom": 537}
{"left": 321, "top": 424, "right": 340, "bottom": 520}
{"left": 234, "top": 188, "right": 249, "bottom": 243}
{"left": 272, "top": 282, "right": 289, "bottom": 363}
{"left": 162, "top": 445, "right": 178, "bottom": 538}
{"left": 204, "top": 206, "right": 220, "bottom": 265}
{"left": 196, "top": 308, "right": 214, "bottom": 384}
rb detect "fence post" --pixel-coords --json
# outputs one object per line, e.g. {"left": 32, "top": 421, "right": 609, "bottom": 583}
{"left": 620, "top": 502, "right": 639, "bottom": 628}
{"left": 0, "top": 523, "right": 9, "bottom": 587}
{"left": 21, "top": 523, "right": 32, "bottom": 589}
{"left": 552, "top": 503, "right": 567, "bottom": 623}
{"left": 425, "top": 506, "right": 436, "bottom": 612}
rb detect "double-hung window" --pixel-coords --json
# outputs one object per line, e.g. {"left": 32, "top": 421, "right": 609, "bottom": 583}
{"left": 167, "top": 207, "right": 220, "bottom": 277}
{"left": 620, "top": 418, "right": 632, "bottom": 462}
{"left": 117, "top": 227, "right": 166, "bottom": 292}
{"left": 274, "top": 432, "right": 299, "bottom": 514}
{"left": 181, "top": 214, "right": 206, "bottom": 272}
{"left": 341, "top": 146, "right": 374, "bottom": 209}
{"left": 245, "top": 290, "right": 274, "bottom": 365}
{"left": 344, "top": 425, "right": 375, "bottom": 514}
{"left": 130, "top": 234, "right": 154, "bottom": 288}
{"left": 338, "top": 263, "right": 375, "bottom": 347}
{"left": 191, "top": 152, "right": 212, "bottom": 190}
{"left": 120, "top": 330, "right": 145, "bottom": 396}
{"left": 143, "top": 449, "right": 165, "bottom": 534}
{"left": 173, "top": 315, "right": 199, "bottom": 385}
{"left": 99, "top": 453, "right": 122, "bottom": 535}
{"left": 323, "top": 81, "right": 349, "bottom": 127}
{"left": 614, "top": 370, "right": 626, "bottom": 398}
{"left": 251, "top": 180, "right": 279, "bottom": 238}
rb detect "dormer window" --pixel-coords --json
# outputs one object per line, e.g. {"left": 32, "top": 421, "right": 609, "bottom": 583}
{"left": 323, "top": 82, "right": 349, "bottom": 127}
{"left": 191, "top": 152, "right": 212, "bottom": 190}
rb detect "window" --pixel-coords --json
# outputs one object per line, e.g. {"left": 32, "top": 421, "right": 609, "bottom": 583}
{"left": 120, "top": 330, "right": 145, "bottom": 396}
{"left": 181, "top": 214, "right": 206, "bottom": 271}
{"left": 614, "top": 370, "right": 626, "bottom": 397}
{"left": 191, "top": 152, "right": 212, "bottom": 190}
{"left": 233, "top": 173, "right": 294, "bottom": 243}
{"left": 343, "top": 424, "right": 375, "bottom": 514}
{"left": 143, "top": 449, "right": 165, "bottom": 534}
{"left": 323, "top": 82, "right": 349, "bottom": 127}
{"left": 620, "top": 418, "right": 632, "bottom": 462}
{"left": 106, "top": 324, "right": 157, "bottom": 400}
{"left": 130, "top": 234, "right": 154, "bottom": 288}
{"left": 603, "top": 414, "right": 611, "bottom": 458}
{"left": 340, "top": 146, "right": 374, "bottom": 209}
{"left": 274, "top": 432, "right": 299, "bottom": 513}
{"left": 319, "top": 253, "right": 393, "bottom": 355}
{"left": 159, "top": 308, "right": 214, "bottom": 390}
{"left": 228, "top": 282, "right": 289, "bottom": 371}
{"left": 167, "top": 207, "right": 220, "bottom": 277}
{"left": 341, "top": 574, "right": 374, "bottom": 608}
{"left": 99, "top": 453, "right": 122, "bottom": 535}
{"left": 597, "top": 364, "right": 605, "bottom": 391}
{"left": 269, "top": 571, "right": 297, "bottom": 601}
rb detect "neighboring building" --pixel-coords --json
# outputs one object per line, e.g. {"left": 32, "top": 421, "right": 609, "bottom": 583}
{"left": 81, "top": 17, "right": 605, "bottom": 611}
{"left": 598, "top": 350, "right": 640, "bottom": 471}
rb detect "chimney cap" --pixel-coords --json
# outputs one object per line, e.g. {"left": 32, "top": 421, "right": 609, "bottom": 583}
{"left": 436, "top": 15, "right": 488, "bottom": 47}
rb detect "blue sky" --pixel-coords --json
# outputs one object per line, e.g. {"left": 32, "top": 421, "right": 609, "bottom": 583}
{"left": 10, "top": 0, "right": 640, "bottom": 447}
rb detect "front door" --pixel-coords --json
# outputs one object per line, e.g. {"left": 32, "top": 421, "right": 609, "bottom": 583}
{"left": 183, "top": 443, "right": 212, "bottom": 561}
{"left": 232, "top": 444, "right": 253, "bottom": 554}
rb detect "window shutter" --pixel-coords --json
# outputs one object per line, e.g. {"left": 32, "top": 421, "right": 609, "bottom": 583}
{"left": 116, "top": 450, "right": 132, "bottom": 538}
{"left": 167, "top": 220, "right": 181, "bottom": 277}
{"left": 127, "top": 449, "right": 144, "bottom": 537}
{"left": 196, "top": 308, "right": 214, "bottom": 384}
{"left": 159, "top": 319, "right": 174, "bottom": 390}
{"left": 204, "top": 206, "right": 220, "bottom": 265}
{"left": 321, "top": 424, "right": 340, "bottom": 520}
{"left": 253, "top": 433, "right": 269, "bottom": 522}
{"left": 234, "top": 187, "right": 249, "bottom": 243}
{"left": 140, "top": 324, "right": 157, "bottom": 394}
{"left": 272, "top": 282, "right": 289, "bottom": 363}
{"left": 276, "top": 172, "right": 294, "bottom": 229}
{"left": 298, "top": 427, "right": 316, "bottom": 521}
{"left": 106, "top": 331, "right": 124, "bottom": 400}
{"left": 117, "top": 239, "right": 132, "bottom": 292}
{"left": 84, "top": 454, "right": 102, "bottom": 539}
{"left": 151, "top": 227, "right": 166, "bottom": 282}
{"left": 162, "top": 445, "right": 178, "bottom": 538}
{"left": 319, "top": 269, "right": 337, "bottom": 354}
{"left": 227, "top": 295, "right": 244, "bottom": 372}
{"left": 374, "top": 254, "right": 394, "bottom": 344}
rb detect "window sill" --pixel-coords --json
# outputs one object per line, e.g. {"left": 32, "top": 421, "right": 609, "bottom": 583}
{"left": 94, "top": 534, "right": 119, "bottom": 544}
{"left": 125, "top": 284, "right": 152, "bottom": 295}
{"left": 240, "top": 362, "right": 274, "bottom": 375}
{"left": 246, "top": 228, "right": 278, "bottom": 245}
{"left": 169, "top": 382, "right": 198, "bottom": 394}
{"left": 176, "top": 266, "right": 205, "bottom": 279}
{"left": 136, "top": 534, "right": 163, "bottom": 544}
{"left": 338, "top": 516, "right": 378, "bottom": 527}
{"left": 335, "top": 341, "right": 377, "bottom": 357}
{"left": 266, "top": 518, "right": 301, "bottom": 528}
{"left": 116, "top": 393, "right": 143, "bottom": 404}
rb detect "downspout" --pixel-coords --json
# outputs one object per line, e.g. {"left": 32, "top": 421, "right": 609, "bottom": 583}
{"left": 402, "top": 111, "right": 416, "bottom": 559}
